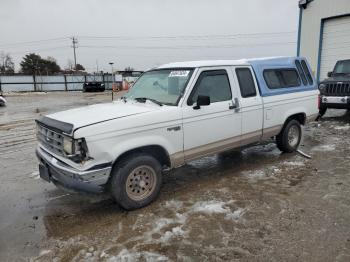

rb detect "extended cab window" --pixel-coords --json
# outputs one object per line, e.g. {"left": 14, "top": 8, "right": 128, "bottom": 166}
{"left": 188, "top": 70, "right": 232, "bottom": 105}
{"left": 236, "top": 68, "right": 257, "bottom": 98}
{"left": 263, "top": 69, "right": 301, "bottom": 89}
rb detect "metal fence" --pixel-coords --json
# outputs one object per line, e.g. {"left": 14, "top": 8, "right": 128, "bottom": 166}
{"left": 0, "top": 74, "right": 117, "bottom": 92}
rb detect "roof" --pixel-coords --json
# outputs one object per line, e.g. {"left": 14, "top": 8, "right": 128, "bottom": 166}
{"left": 157, "top": 59, "right": 249, "bottom": 69}
{"left": 156, "top": 56, "right": 301, "bottom": 69}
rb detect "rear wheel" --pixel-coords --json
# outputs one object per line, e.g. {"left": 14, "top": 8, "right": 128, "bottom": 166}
{"left": 319, "top": 107, "right": 327, "bottom": 117}
{"left": 276, "top": 119, "right": 302, "bottom": 153}
{"left": 110, "top": 153, "right": 162, "bottom": 210}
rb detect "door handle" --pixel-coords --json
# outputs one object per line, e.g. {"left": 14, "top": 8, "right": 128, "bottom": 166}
{"left": 229, "top": 98, "right": 240, "bottom": 110}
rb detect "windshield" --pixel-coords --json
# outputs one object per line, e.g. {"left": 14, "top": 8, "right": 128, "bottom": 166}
{"left": 124, "top": 69, "right": 194, "bottom": 105}
{"left": 333, "top": 60, "right": 350, "bottom": 75}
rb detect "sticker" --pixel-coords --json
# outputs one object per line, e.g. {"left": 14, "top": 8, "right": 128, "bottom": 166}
{"left": 169, "top": 70, "right": 190, "bottom": 77}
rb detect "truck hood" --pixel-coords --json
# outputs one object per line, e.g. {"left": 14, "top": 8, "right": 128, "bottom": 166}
{"left": 46, "top": 101, "right": 159, "bottom": 133}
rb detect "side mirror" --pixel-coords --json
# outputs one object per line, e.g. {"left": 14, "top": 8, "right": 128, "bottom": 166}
{"left": 327, "top": 71, "right": 333, "bottom": 77}
{"left": 193, "top": 95, "right": 210, "bottom": 110}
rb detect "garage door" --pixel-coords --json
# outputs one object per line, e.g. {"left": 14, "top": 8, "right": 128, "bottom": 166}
{"left": 320, "top": 15, "right": 350, "bottom": 80}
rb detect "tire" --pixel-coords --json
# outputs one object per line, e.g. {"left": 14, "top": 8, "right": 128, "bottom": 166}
{"left": 110, "top": 153, "right": 162, "bottom": 210}
{"left": 319, "top": 107, "right": 327, "bottom": 117}
{"left": 276, "top": 119, "right": 302, "bottom": 153}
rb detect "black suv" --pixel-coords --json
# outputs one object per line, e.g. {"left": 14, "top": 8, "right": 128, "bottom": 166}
{"left": 319, "top": 59, "right": 350, "bottom": 116}
{"left": 83, "top": 81, "right": 105, "bottom": 92}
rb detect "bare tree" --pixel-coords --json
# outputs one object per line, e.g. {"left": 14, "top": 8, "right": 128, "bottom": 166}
{"left": 124, "top": 66, "right": 134, "bottom": 72}
{"left": 0, "top": 52, "right": 15, "bottom": 74}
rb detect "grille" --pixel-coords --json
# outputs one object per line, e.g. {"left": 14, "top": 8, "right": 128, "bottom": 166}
{"left": 36, "top": 124, "right": 65, "bottom": 156}
{"left": 324, "top": 82, "right": 350, "bottom": 96}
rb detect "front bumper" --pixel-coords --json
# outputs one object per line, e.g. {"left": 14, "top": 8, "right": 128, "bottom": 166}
{"left": 320, "top": 95, "right": 350, "bottom": 109}
{"left": 36, "top": 146, "right": 112, "bottom": 193}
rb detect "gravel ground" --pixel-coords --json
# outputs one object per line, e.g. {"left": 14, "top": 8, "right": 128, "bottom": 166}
{"left": 0, "top": 91, "right": 349, "bottom": 262}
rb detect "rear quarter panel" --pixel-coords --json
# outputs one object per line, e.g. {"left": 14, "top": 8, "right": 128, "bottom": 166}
{"left": 262, "top": 89, "right": 319, "bottom": 132}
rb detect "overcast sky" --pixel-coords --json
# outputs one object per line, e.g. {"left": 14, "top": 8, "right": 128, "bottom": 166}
{"left": 0, "top": 0, "right": 299, "bottom": 72}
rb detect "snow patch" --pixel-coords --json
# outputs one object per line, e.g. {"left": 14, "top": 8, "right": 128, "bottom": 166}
{"left": 28, "top": 171, "right": 40, "bottom": 179}
{"left": 225, "top": 208, "right": 246, "bottom": 221}
{"left": 108, "top": 249, "right": 168, "bottom": 262}
{"left": 160, "top": 226, "right": 185, "bottom": 242}
{"left": 312, "top": 144, "right": 336, "bottom": 152}
{"left": 334, "top": 124, "right": 350, "bottom": 131}
{"left": 190, "top": 200, "right": 246, "bottom": 221}
{"left": 192, "top": 200, "right": 229, "bottom": 214}
{"left": 241, "top": 170, "right": 266, "bottom": 181}
{"left": 164, "top": 200, "right": 183, "bottom": 210}
{"left": 38, "top": 249, "right": 52, "bottom": 256}
{"left": 283, "top": 161, "right": 305, "bottom": 167}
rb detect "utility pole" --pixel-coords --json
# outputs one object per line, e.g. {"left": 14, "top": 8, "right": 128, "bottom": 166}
{"left": 71, "top": 37, "right": 78, "bottom": 71}
{"left": 109, "top": 62, "right": 114, "bottom": 101}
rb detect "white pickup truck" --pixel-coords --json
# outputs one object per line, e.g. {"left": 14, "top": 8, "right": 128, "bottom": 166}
{"left": 36, "top": 57, "right": 319, "bottom": 209}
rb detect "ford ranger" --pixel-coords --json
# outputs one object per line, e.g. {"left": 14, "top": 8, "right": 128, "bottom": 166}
{"left": 36, "top": 57, "right": 319, "bottom": 210}
{"left": 318, "top": 59, "right": 350, "bottom": 116}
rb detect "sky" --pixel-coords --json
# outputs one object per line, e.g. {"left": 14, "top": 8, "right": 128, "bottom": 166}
{"left": 0, "top": 0, "right": 299, "bottom": 73}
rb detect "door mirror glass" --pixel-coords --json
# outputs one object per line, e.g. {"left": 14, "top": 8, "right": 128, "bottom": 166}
{"left": 327, "top": 71, "right": 333, "bottom": 77}
{"left": 193, "top": 95, "right": 210, "bottom": 109}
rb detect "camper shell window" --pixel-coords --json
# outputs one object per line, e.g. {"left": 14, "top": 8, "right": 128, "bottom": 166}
{"left": 263, "top": 69, "right": 301, "bottom": 89}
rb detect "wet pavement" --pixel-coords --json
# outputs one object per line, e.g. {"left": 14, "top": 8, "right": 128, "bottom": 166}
{"left": 1, "top": 92, "right": 350, "bottom": 262}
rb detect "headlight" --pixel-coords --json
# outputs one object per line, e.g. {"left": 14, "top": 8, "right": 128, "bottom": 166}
{"left": 63, "top": 137, "right": 73, "bottom": 155}
{"left": 319, "top": 83, "right": 326, "bottom": 92}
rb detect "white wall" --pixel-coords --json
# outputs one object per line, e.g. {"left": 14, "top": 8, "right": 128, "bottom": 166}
{"left": 299, "top": 0, "right": 350, "bottom": 79}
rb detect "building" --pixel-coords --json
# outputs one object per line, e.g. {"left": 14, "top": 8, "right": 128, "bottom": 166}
{"left": 297, "top": 0, "right": 350, "bottom": 81}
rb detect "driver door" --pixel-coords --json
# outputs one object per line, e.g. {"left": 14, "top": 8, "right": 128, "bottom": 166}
{"left": 182, "top": 67, "right": 242, "bottom": 162}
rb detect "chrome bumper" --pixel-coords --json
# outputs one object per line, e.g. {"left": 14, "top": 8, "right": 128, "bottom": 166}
{"left": 36, "top": 146, "right": 112, "bottom": 193}
{"left": 321, "top": 96, "right": 349, "bottom": 104}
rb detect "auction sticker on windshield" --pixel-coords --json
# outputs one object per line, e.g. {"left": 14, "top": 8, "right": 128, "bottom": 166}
{"left": 169, "top": 71, "right": 190, "bottom": 77}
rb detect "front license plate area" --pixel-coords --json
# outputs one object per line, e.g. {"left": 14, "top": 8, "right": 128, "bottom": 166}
{"left": 39, "top": 164, "right": 51, "bottom": 182}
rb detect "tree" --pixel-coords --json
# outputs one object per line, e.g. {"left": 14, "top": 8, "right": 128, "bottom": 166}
{"left": 66, "top": 59, "right": 74, "bottom": 70}
{"left": 75, "top": 63, "right": 85, "bottom": 71}
{"left": 0, "top": 52, "right": 15, "bottom": 74}
{"left": 20, "top": 53, "right": 61, "bottom": 75}
{"left": 42, "top": 56, "right": 61, "bottom": 74}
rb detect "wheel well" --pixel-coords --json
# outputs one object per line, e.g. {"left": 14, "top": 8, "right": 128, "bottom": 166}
{"left": 113, "top": 145, "right": 171, "bottom": 169}
{"left": 286, "top": 113, "right": 306, "bottom": 125}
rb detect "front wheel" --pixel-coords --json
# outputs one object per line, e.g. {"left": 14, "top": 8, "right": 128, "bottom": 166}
{"left": 110, "top": 153, "right": 162, "bottom": 210}
{"left": 276, "top": 119, "right": 302, "bottom": 153}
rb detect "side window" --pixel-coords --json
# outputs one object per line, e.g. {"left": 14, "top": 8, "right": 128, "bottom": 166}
{"left": 188, "top": 70, "right": 232, "bottom": 105}
{"left": 295, "top": 60, "right": 308, "bottom": 85}
{"left": 301, "top": 60, "right": 314, "bottom": 85}
{"left": 263, "top": 69, "right": 301, "bottom": 89}
{"left": 235, "top": 68, "right": 257, "bottom": 98}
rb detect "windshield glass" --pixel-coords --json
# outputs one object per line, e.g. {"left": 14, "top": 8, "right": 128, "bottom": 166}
{"left": 124, "top": 69, "right": 194, "bottom": 105}
{"left": 334, "top": 60, "right": 350, "bottom": 74}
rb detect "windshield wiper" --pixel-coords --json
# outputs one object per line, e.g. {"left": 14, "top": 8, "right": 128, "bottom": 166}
{"left": 134, "top": 97, "right": 163, "bottom": 106}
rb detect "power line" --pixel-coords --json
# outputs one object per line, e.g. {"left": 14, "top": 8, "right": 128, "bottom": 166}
{"left": 0, "top": 37, "right": 69, "bottom": 48}
{"left": 78, "top": 31, "right": 297, "bottom": 41}
{"left": 78, "top": 41, "right": 296, "bottom": 50}
{"left": 4, "top": 46, "right": 70, "bottom": 55}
